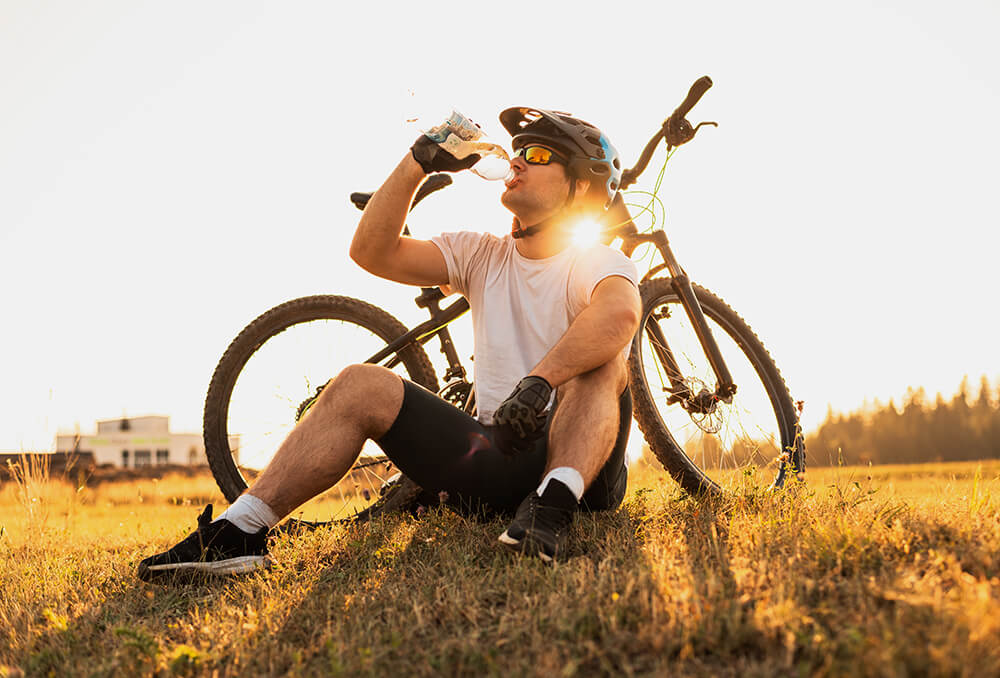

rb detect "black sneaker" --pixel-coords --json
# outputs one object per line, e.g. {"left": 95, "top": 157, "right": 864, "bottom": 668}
{"left": 498, "top": 480, "right": 578, "bottom": 562}
{"left": 137, "top": 504, "right": 270, "bottom": 581}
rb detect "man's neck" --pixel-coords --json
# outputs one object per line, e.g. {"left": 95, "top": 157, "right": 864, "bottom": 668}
{"left": 513, "top": 216, "right": 575, "bottom": 259}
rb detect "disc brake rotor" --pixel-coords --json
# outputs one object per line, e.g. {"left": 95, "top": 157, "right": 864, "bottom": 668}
{"left": 679, "top": 377, "right": 724, "bottom": 434}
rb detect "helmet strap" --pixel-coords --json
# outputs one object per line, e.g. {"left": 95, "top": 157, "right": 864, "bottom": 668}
{"left": 511, "top": 216, "right": 549, "bottom": 239}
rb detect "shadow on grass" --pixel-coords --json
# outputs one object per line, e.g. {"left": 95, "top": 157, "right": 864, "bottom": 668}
{"left": 18, "top": 563, "right": 224, "bottom": 675}
{"left": 15, "top": 488, "right": 1000, "bottom": 677}
{"left": 236, "top": 494, "right": 766, "bottom": 675}
{"left": 238, "top": 503, "right": 672, "bottom": 676}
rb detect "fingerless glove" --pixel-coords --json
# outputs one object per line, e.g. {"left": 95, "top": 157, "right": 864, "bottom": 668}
{"left": 493, "top": 376, "right": 553, "bottom": 456}
{"left": 410, "top": 135, "right": 481, "bottom": 174}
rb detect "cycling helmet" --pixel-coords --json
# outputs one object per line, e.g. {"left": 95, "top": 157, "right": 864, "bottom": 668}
{"left": 499, "top": 107, "right": 622, "bottom": 210}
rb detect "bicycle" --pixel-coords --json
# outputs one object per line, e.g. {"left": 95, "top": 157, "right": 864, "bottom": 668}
{"left": 202, "top": 76, "right": 806, "bottom": 522}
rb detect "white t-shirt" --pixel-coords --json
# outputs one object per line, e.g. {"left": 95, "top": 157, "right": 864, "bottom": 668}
{"left": 430, "top": 231, "right": 639, "bottom": 424}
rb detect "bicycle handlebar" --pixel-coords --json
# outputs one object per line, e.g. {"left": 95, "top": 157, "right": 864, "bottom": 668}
{"left": 673, "top": 76, "right": 713, "bottom": 121}
{"left": 619, "top": 76, "right": 714, "bottom": 190}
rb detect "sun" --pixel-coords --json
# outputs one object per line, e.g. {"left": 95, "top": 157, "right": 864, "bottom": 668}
{"left": 570, "top": 218, "right": 603, "bottom": 247}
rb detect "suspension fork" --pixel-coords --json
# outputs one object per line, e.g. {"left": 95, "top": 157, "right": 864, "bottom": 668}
{"left": 643, "top": 231, "right": 737, "bottom": 401}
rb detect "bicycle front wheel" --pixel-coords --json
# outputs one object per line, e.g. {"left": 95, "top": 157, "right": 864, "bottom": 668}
{"left": 628, "top": 279, "right": 804, "bottom": 497}
{"left": 203, "top": 295, "right": 438, "bottom": 518}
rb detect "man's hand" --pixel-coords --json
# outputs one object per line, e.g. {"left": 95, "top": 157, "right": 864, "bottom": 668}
{"left": 493, "top": 376, "right": 553, "bottom": 456}
{"left": 410, "top": 135, "right": 481, "bottom": 174}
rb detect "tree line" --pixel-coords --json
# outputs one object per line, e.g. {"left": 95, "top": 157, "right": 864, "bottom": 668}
{"left": 805, "top": 376, "right": 1000, "bottom": 465}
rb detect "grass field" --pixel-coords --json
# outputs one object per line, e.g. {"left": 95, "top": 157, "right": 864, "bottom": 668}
{"left": 1, "top": 457, "right": 998, "bottom": 677}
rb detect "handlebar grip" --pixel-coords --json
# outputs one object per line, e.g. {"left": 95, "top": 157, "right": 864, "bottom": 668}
{"left": 673, "top": 76, "right": 713, "bottom": 119}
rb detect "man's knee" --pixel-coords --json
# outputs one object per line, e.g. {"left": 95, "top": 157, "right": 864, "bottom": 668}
{"left": 316, "top": 363, "right": 404, "bottom": 434}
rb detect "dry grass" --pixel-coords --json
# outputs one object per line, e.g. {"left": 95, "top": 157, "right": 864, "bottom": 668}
{"left": 1, "top": 458, "right": 998, "bottom": 677}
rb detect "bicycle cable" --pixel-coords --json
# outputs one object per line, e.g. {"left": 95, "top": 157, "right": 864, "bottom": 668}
{"left": 605, "top": 141, "right": 676, "bottom": 237}
{"left": 598, "top": 141, "right": 676, "bottom": 270}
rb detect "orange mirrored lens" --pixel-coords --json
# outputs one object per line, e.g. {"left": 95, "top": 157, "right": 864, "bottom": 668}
{"left": 515, "top": 145, "right": 560, "bottom": 165}
{"left": 523, "top": 146, "right": 553, "bottom": 164}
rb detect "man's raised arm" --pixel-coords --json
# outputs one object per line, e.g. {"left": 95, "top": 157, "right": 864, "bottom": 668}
{"left": 349, "top": 153, "right": 450, "bottom": 286}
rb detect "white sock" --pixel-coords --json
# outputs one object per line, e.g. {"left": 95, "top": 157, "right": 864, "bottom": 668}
{"left": 537, "top": 467, "right": 584, "bottom": 502}
{"left": 215, "top": 494, "right": 281, "bottom": 533}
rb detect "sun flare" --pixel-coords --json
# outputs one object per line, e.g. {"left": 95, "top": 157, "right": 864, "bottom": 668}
{"left": 571, "top": 218, "right": 603, "bottom": 247}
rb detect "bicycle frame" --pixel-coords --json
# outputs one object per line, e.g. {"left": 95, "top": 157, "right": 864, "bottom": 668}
{"left": 365, "top": 286, "right": 470, "bottom": 380}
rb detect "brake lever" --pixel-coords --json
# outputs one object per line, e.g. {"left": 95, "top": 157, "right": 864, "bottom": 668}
{"left": 692, "top": 121, "right": 718, "bottom": 136}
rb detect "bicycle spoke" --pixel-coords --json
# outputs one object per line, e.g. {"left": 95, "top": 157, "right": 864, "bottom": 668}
{"left": 209, "top": 300, "right": 437, "bottom": 515}
{"left": 634, "top": 290, "right": 789, "bottom": 491}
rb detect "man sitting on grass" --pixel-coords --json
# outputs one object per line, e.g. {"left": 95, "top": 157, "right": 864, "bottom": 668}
{"left": 138, "top": 107, "right": 640, "bottom": 579}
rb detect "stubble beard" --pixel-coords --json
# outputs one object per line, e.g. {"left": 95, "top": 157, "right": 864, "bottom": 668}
{"left": 500, "top": 184, "right": 568, "bottom": 226}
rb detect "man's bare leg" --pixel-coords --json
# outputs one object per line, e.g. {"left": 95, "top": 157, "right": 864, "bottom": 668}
{"left": 545, "top": 355, "right": 629, "bottom": 488}
{"left": 136, "top": 364, "right": 404, "bottom": 580}
{"left": 498, "top": 356, "right": 627, "bottom": 561}
{"left": 247, "top": 363, "right": 404, "bottom": 519}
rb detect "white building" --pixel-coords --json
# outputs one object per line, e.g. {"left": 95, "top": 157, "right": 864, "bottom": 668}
{"left": 55, "top": 416, "right": 238, "bottom": 468}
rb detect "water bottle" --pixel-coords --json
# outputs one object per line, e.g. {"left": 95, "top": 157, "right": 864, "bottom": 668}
{"left": 420, "top": 110, "right": 514, "bottom": 182}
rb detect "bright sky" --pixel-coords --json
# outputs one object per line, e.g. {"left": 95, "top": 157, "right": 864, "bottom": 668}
{"left": 2, "top": 0, "right": 998, "bottom": 451}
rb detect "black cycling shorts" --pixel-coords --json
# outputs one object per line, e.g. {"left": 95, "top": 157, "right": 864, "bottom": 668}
{"left": 375, "top": 380, "right": 631, "bottom": 514}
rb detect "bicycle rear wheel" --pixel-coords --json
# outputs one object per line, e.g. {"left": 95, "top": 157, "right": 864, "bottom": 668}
{"left": 203, "top": 295, "right": 438, "bottom": 520}
{"left": 628, "top": 278, "right": 804, "bottom": 498}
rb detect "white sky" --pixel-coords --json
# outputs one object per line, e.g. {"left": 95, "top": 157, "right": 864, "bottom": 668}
{"left": 1, "top": 0, "right": 998, "bottom": 450}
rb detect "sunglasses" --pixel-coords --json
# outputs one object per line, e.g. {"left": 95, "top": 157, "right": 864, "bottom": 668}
{"left": 512, "top": 145, "right": 567, "bottom": 166}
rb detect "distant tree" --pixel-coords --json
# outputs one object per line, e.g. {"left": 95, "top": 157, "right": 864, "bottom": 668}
{"left": 806, "top": 375, "right": 1000, "bottom": 465}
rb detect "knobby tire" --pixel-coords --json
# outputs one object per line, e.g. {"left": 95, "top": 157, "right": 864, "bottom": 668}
{"left": 628, "top": 278, "right": 804, "bottom": 497}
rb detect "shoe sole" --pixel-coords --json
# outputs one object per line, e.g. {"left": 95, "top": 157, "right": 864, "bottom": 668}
{"left": 138, "top": 555, "right": 271, "bottom": 581}
{"left": 498, "top": 531, "right": 554, "bottom": 563}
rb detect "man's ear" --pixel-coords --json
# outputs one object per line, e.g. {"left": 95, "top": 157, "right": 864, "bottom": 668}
{"left": 575, "top": 179, "right": 591, "bottom": 196}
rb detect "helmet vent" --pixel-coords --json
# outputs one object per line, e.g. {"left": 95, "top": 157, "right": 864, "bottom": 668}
{"left": 613, "top": 157, "right": 621, "bottom": 170}
{"left": 582, "top": 134, "right": 605, "bottom": 159}
{"left": 522, "top": 109, "right": 541, "bottom": 124}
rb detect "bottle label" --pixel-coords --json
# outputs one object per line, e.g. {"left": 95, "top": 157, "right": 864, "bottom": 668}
{"left": 424, "top": 111, "right": 482, "bottom": 144}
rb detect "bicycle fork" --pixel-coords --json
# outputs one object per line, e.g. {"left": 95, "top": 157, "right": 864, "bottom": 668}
{"left": 638, "top": 231, "right": 737, "bottom": 409}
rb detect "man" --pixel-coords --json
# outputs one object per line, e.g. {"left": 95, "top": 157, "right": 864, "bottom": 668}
{"left": 138, "top": 107, "right": 641, "bottom": 579}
